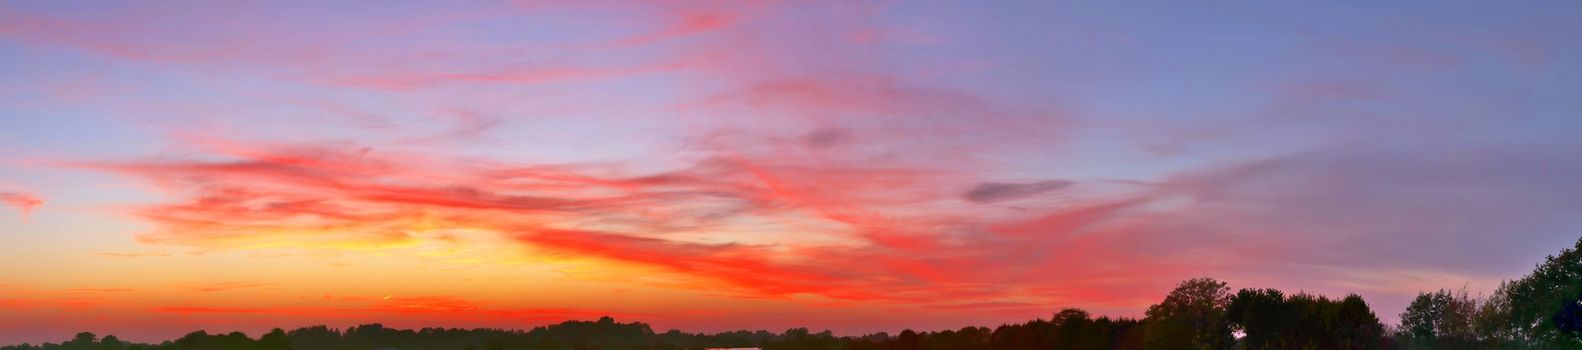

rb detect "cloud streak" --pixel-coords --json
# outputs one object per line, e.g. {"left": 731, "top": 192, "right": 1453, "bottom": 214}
{"left": 963, "top": 180, "right": 1073, "bottom": 203}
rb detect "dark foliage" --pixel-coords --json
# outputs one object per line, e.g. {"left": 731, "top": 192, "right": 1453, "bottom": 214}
{"left": 1228, "top": 289, "right": 1386, "bottom": 349}
{"left": 1143, "top": 278, "right": 1233, "bottom": 350}
{"left": 1391, "top": 237, "right": 1582, "bottom": 349}
{"left": 1555, "top": 292, "right": 1582, "bottom": 340}
{"left": 0, "top": 314, "right": 1146, "bottom": 350}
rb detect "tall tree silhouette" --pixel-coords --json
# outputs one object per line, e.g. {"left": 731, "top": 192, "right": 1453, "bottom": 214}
{"left": 1144, "top": 277, "right": 1234, "bottom": 350}
{"left": 1229, "top": 289, "right": 1385, "bottom": 349}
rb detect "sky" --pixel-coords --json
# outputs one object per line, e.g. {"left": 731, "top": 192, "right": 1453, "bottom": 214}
{"left": 2, "top": 0, "right": 1581, "bottom": 345}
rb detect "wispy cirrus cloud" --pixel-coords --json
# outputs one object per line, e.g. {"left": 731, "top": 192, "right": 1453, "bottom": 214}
{"left": 0, "top": 1, "right": 738, "bottom": 92}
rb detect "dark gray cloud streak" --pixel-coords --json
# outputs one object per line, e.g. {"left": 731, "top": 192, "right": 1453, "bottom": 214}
{"left": 963, "top": 180, "right": 1073, "bottom": 203}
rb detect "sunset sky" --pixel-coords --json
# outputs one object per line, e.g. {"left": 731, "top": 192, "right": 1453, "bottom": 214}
{"left": 3, "top": 0, "right": 1582, "bottom": 345}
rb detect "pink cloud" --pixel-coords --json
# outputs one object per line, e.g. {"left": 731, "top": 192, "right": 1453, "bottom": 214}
{"left": 0, "top": 192, "right": 43, "bottom": 218}
{"left": 0, "top": 2, "right": 731, "bottom": 92}
{"left": 604, "top": 10, "right": 739, "bottom": 48}
{"left": 324, "top": 58, "right": 703, "bottom": 91}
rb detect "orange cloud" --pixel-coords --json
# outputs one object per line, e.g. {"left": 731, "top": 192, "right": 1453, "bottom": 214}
{"left": 190, "top": 283, "right": 279, "bottom": 293}
{"left": 154, "top": 295, "right": 626, "bottom": 322}
{"left": 95, "top": 252, "right": 172, "bottom": 258}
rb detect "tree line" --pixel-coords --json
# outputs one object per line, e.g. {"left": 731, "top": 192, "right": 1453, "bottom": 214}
{"left": 6, "top": 238, "right": 1580, "bottom": 350}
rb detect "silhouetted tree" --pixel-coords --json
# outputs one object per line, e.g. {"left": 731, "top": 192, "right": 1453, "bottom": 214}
{"left": 1227, "top": 288, "right": 1286, "bottom": 349}
{"left": 891, "top": 329, "right": 918, "bottom": 350}
{"left": 63, "top": 332, "right": 97, "bottom": 349}
{"left": 255, "top": 329, "right": 288, "bottom": 350}
{"left": 1336, "top": 294, "right": 1388, "bottom": 349}
{"left": 1145, "top": 277, "right": 1233, "bottom": 350}
{"left": 1474, "top": 287, "right": 1517, "bottom": 346}
{"left": 1229, "top": 288, "right": 1385, "bottom": 349}
{"left": 1397, "top": 288, "right": 1482, "bottom": 348}
{"left": 1555, "top": 291, "right": 1582, "bottom": 341}
{"left": 1493, "top": 237, "right": 1582, "bottom": 348}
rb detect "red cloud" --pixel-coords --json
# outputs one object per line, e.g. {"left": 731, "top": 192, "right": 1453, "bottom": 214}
{"left": 0, "top": 192, "right": 43, "bottom": 218}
